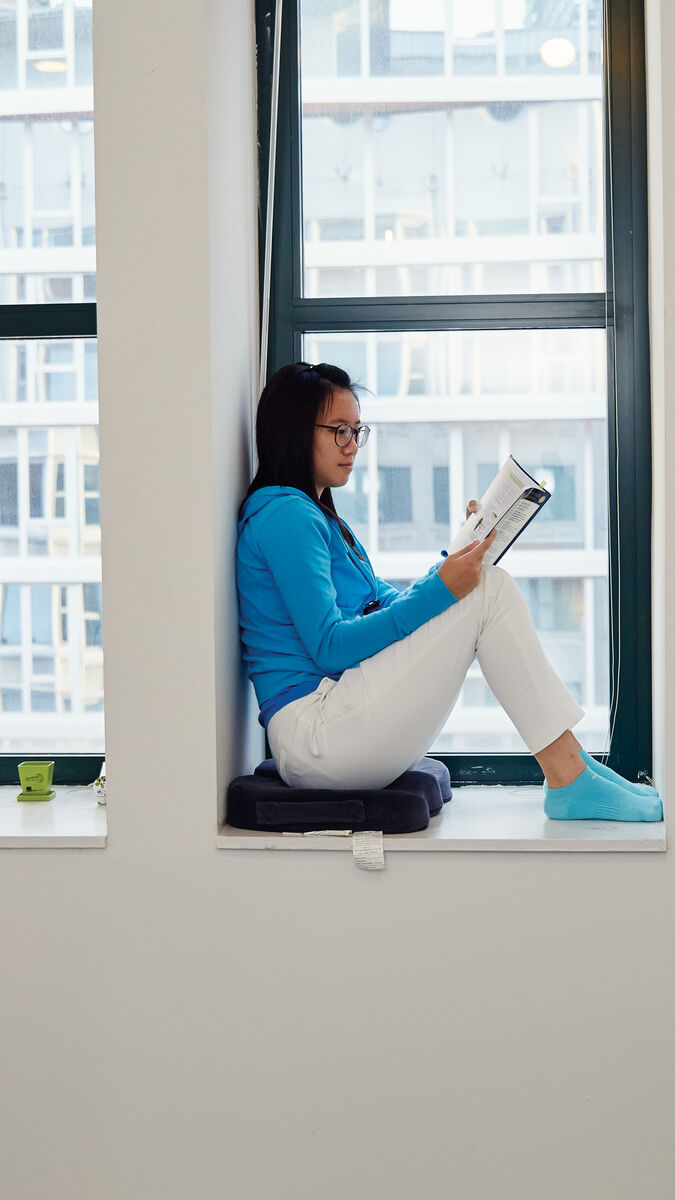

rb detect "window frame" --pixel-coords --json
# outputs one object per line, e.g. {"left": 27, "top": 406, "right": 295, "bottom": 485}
{"left": 0, "top": 304, "right": 100, "bottom": 785}
{"left": 257, "top": 0, "right": 651, "bottom": 786}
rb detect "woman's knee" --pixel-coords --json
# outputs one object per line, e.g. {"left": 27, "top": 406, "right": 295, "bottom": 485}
{"left": 482, "top": 562, "right": 528, "bottom": 614}
{"left": 483, "top": 562, "right": 516, "bottom": 594}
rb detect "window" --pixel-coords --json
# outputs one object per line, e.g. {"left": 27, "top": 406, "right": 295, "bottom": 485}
{"left": 259, "top": 0, "right": 651, "bottom": 784}
{"left": 0, "top": 1, "right": 101, "bottom": 780}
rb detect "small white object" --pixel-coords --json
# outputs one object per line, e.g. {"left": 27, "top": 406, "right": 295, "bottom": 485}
{"left": 304, "top": 829, "right": 352, "bottom": 837}
{"left": 281, "top": 829, "right": 352, "bottom": 837}
{"left": 352, "top": 830, "right": 385, "bottom": 870}
{"left": 94, "top": 759, "right": 107, "bottom": 805}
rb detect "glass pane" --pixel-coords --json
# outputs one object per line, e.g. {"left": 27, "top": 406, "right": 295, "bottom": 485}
{"left": 304, "top": 328, "right": 609, "bottom": 753}
{"left": 0, "top": 1, "right": 95, "bottom": 302}
{"left": 299, "top": 0, "right": 604, "bottom": 296}
{"left": 0, "top": 338, "right": 103, "bottom": 751}
{"left": 28, "top": 0, "right": 64, "bottom": 53}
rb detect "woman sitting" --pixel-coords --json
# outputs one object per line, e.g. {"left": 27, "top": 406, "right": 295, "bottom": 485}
{"left": 236, "top": 362, "right": 662, "bottom": 822}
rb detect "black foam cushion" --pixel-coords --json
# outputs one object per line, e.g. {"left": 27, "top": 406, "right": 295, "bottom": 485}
{"left": 227, "top": 756, "right": 452, "bottom": 835}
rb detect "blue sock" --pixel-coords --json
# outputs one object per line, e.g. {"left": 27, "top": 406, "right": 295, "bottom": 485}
{"left": 544, "top": 766, "right": 663, "bottom": 822}
{"left": 579, "top": 748, "right": 658, "bottom": 796}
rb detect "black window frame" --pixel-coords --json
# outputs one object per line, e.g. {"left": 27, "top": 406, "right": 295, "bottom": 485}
{"left": 259, "top": 0, "right": 651, "bottom": 786}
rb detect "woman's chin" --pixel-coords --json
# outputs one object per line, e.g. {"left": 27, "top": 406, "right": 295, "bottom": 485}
{"left": 316, "top": 470, "right": 351, "bottom": 492}
{"left": 333, "top": 469, "right": 353, "bottom": 486}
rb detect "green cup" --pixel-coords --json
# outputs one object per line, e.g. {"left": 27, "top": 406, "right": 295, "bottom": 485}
{"left": 18, "top": 760, "right": 54, "bottom": 796}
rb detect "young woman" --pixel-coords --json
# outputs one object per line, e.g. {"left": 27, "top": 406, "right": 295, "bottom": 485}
{"left": 237, "top": 362, "right": 662, "bottom": 822}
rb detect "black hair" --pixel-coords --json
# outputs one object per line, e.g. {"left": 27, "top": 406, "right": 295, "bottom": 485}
{"left": 240, "top": 361, "right": 360, "bottom": 546}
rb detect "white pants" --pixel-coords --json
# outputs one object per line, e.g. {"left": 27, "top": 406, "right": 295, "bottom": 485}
{"left": 267, "top": 564, "right": 585, "bottom": 790}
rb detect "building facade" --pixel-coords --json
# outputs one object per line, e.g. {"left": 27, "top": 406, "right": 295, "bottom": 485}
{"left": 0, "top": 0, "right": 100, "bottom": 752}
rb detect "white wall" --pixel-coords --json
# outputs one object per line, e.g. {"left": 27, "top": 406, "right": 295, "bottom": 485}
{"left": 1, "top": 2, "right": 674, "bottom": 1198}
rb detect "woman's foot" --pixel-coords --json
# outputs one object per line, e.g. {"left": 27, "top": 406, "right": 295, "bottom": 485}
{"left": 543, "top": 766, "right": 663, "bottom": 822}
{"left": 577, "top": 747, "right": 659, "bottom": 796}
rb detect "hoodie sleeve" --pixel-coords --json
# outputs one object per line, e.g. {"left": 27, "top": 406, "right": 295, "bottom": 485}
{"left": 255, "top": 498, "right": 457, "bottom": 675}
{"left": 373, "top": 576, "right": 400, "bottom": 607}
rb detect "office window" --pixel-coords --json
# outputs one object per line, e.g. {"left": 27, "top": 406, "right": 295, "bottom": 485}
{"left": 0, "top": 1, "right": 100, "bottom": 774}
{"left": 259, "top": 0, "right": 651, "bottom": 782}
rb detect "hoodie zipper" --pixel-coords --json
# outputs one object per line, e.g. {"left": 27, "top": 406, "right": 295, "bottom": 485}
{"left": 344, "top": 535, "right": 378, "bottom": 610}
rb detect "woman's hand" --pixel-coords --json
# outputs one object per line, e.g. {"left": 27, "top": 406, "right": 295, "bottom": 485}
{"left": 438, "top": 530, "right": 497, "bottom": 600}
{"left": 465, "top": 499, "right": 479, "bottom": 520}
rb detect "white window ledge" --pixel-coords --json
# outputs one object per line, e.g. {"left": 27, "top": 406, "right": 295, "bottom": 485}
{"left": 218, "top": 785, "right": 666, "bottom": 853}
{"left": 0, "top": 786, "right": 106, "bottom": 848}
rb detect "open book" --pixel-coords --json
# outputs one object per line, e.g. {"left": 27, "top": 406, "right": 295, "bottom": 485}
{"left": 448, "top": 455, "right": 551, "bottom": 566}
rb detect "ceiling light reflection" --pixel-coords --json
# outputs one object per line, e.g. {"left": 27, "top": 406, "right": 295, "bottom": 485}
{"left": 540, "top": 38, "right": 577, "bottom": 69}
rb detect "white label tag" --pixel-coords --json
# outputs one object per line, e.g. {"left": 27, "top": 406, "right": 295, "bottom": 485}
{"left": 281, "top": 829, "right": 353, "bottom": 837}
{"left": 352, "top": 830, "right": 385, "bottom": 870}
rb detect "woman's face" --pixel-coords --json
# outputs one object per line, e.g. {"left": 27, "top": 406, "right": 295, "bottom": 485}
{"left": 312, "top": 387, "right": 361, "bottom": 497}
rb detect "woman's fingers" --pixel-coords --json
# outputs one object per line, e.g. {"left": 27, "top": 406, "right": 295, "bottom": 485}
{"left": 438, "top": 529, "right": 497, "bottom": 598}
{"left": 451, "top": 540, "right": 480, "bottom": 559}
{"left": 450, "top": 529, "right": 496, "bottom": 560}
{"left": 473, "top": 531, "right": 497, "bottom": 559}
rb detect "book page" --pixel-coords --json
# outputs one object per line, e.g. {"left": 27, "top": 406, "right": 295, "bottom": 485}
{"left": 481, "top": 495, "right": 541, "bottom": 565}
{"left": 448, "top": 455, "right": 538, "bottom": 554}
{"left": 478, "top": 456, "right": 534, "bottom": 520}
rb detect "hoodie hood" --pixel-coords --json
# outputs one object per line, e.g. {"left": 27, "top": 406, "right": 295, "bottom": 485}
{"left": 238, "top": 486, "right": 324, "bottom": 535}
{"left": 238, "top": 485, "right": 375, "bottom": 596}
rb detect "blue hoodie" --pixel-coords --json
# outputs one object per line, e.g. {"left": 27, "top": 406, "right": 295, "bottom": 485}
{"left": 236, "top": 486, "right": 457, "bottom": 727}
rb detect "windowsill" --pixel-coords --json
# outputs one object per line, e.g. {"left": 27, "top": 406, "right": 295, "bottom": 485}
{"left": 218, "top": 785, "right": 667, "bottom": 852}
{"left": 1, "top": 782, "right": 660, "bottom": 851}
{"left": 0, "top": 785, "right": 107, "bottom": 847}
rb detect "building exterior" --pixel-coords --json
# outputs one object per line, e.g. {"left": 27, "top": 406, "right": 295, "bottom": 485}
{"left": 0, "top": 0, "right": 100, "bottom": 752}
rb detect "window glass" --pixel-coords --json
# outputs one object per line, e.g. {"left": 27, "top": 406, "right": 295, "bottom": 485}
{"left": 0, "top": 116, "right": 95, "bottom": 302}
{"left": 299, "top": 0, "right": 603, "bottom": 296}
{"left": 74, "top": 1, "right": 93, "bottom": 86}
{"left": 0, "top": 339, "right": 102, "bottom": 750}
{"left": 0, "top": 579, "right": 103, "bottom": 732}
{"left": 0, "top": 3, "right": 99, "bottom": 756}
{"left": 305, "top": 327, "right": 609, "bottom": 753}
{"left": 1, "top": 583, "right": 21, "bottom": 644}
{"left": 0, "top": 456, "right": 18, "bottom": 527}
{"left": 31, "top": 583, "right": 52, "bottom": 643}
{"left": 0, "top": 0, "right": 95, "bottom": 303}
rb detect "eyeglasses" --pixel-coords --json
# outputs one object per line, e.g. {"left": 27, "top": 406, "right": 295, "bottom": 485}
{"left": 315, "top": 422, "right": 371, "bottom": 448}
